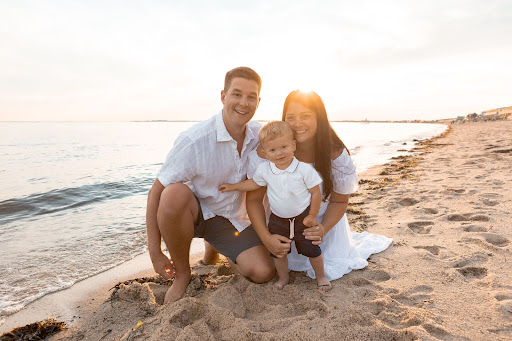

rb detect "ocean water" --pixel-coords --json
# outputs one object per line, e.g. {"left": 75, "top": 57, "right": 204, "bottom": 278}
{"left": 0, "top": 121, "right": 446, "bottom": 319}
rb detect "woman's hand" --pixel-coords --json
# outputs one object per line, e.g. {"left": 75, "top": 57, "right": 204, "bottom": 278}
{"left": 264, "top": 234, "right": 291, "bottom": 258}
{"left": 302, "top": 223, "right": 325, "bottom": 246}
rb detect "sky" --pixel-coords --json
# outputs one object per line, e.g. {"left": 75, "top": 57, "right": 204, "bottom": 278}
{"left": 1, "top": 0, "right": 511, "bottom": 122}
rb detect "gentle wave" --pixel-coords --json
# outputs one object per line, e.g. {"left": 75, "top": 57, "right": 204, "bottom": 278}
{"left": 0, "top": 175, "right": 155, "bottom": 225}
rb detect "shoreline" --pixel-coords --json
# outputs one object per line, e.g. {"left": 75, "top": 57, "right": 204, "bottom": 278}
{"left": 0, "top": 252, "right": 154, "bottom": 334}
{"left": 4, "top": 120, "right": 512, "bottom": 340}
{"left": 0, "top": 249, "right": 205, "bottom": 335}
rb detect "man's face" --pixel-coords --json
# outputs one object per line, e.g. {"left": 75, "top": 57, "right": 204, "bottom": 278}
{"left": 221, "top": 77, "right": 260, "bottom": 132}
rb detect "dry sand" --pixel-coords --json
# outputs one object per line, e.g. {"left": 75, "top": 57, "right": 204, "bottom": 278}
{"left": 3, "top": 120, "right": 512, "bottom": 340}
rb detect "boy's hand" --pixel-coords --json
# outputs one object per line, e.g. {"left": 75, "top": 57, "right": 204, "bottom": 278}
{"left": 303, "top": 214, "right": 318, "bottom": 227}
{"left": 219, "top": 183, "right": 235, "bottom": 192}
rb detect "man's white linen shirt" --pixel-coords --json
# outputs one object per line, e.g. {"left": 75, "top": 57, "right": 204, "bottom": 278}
{"left": 157, "top": 111, "right": 261, "bottom": 232}
{"left": 252, "top": 157, "right": 322, "bottom": 219}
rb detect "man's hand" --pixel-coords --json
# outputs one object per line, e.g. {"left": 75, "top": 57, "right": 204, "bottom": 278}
{"left": 303, "top": 214, "right": 318, "bottom": 228}
{"left": 219, "top": 183, "right": 236, "bottom": 192}
{"left": 150, "top": 251, "right": 175, "bottom": 279}
{"left": 264, "top": 234, "right": 291, "bottom": 258}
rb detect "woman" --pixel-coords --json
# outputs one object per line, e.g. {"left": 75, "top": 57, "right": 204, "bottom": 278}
{"left": 246, "top": 90, "right": 392, "bottom": 281}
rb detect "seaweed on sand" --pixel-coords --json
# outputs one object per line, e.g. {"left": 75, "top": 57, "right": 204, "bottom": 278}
{"left": 0, "top": 318, "right": 66, "bottom": 341}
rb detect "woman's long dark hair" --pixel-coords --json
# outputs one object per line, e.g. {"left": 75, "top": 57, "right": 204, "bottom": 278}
{"left": 282, "top": 90, "right": 348, "bottom": 200}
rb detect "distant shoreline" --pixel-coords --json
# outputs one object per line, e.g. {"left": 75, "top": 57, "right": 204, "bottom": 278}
{"left": 0, "top": 120, "right": 449, "bottom": 124}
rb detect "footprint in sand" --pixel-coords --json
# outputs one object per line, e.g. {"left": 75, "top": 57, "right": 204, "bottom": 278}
{"left": 479, "top": 233, "right": 510, "bottom": 247}
{"left": 346, "top": 277, "right": 373, "bottom": 287}
{"left": 447, "top": 213, "right": 490, "bottom": 222}
{"left": 462, "top": 224, "right": 488, "bottom": 232}
{"left": 413, "top": 245, "right": 443, "bottom": 255}
{"left": 451, "top": 253, "right": 488, "bottom": 269}
{"left": 407, "top": 221, "right": 434, "bottom": 234}
{"left": 369, "top": 295, "right": 452, "bottom": 339}
{"left": 423, "top": 323, "right": 452, "bottom": 340}
{"left": 362, "top": 269, "right": 391, "bottom": 283}
{"left": 398, "top": 197, "right": 420, "bottom": 206}
{"left": 481, "top": 199, "right": 499, "bottom": 206}
{"left": 456, "top": 267, "right": 488, "bottom": 280}
{"left": 422, "top": 208, "right": 439, "bottom": 215}
{"left": 498, "top": 300, "right": 512, "bottom": 316}
{"left": 391, "top": 285, "right": 434, "bottom": 308}
{"left": 495, "top": 293, "right": 512, "bottom": 302}
{"left": 479, "top": 193, "right": 502, "bottom": 207}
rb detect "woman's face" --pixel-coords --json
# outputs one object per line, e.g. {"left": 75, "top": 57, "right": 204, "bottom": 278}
{"left": 284, "top": 102, "right": 317, "bottom": 144}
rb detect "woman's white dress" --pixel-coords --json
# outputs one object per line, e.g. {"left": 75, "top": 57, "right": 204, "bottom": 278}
{"left": 248, "top": 149, "right": 392, "bottom": 281}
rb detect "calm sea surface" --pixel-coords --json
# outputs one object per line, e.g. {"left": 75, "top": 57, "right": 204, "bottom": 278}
{"left": 0, "top": 121, "right": 446, "bottom": 319}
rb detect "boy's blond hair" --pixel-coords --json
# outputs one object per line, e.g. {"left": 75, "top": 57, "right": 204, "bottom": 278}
{"left": 258, "top": 121, "right": 294, "bottom": 146}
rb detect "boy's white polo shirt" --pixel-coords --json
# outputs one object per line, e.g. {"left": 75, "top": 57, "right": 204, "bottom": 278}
{"left": 252, "top": 157, "right": 322, "bottom": 219}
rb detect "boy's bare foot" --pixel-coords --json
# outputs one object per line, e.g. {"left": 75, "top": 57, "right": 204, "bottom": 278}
{"left": 316, "top": 276, "right": 332, "bottom": 292}
{"left": 163, "top": 274, "right": 191, "bottom": 304}
{"left": 273, "top": 276, "right": 289, "bottom": 290}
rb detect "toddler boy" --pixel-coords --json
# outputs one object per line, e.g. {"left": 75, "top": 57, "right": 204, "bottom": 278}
{"left": 219, "top": 121, "right": 331, "bottom": 291}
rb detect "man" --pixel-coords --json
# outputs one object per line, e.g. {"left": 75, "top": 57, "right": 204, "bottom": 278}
{"left": 146, "top": 67, "right": 277, "bottom": 304}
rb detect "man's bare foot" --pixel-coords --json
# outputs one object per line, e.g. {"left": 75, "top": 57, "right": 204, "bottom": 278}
{"left": 202, "top": 242, "right": 221, "bottom": 265}
{"left": 316, "top": 276, "right": 332, "bottom": 292}
{"left": 163, "top": 275, "right": 191, "bottom": 304}
{"left": 201, "top": 252, "right": 220, "bottom": 265}
{"left": 273, "top": 275, "right": 289, "bottom": 290}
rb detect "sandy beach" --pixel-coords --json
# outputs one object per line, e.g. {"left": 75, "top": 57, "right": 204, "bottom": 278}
{"left": 2, "top": 120, "right": 511, "bottom": 340}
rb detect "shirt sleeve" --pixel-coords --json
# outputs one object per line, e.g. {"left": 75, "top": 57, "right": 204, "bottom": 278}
{"left": 302, "top": 163, "right": 323, "bottom": 189}
{"left": 252, "top": 162, "right": 268, "bottom": 187}
{"left": 157, "top": 134, "right": 197, "bottom": 187}
{"left": 331, "top": 149, "right": 359, "bottom": 194}
{"left": 247, "top": 148, "right": 266, "bottom": 179}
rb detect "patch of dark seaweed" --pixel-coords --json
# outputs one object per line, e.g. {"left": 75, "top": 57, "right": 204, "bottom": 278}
{"left": 0, "top": 318, "right": 66, "bottom": 341}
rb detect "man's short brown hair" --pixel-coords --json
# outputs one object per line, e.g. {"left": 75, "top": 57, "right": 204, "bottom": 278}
{"left": 224, "top": 67, "right": 262, "bottom": 94}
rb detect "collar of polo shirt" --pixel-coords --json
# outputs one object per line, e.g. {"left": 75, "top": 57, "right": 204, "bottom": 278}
{"left": 269, "top": 157, "right": 300, "bottom": 175}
